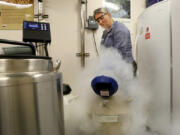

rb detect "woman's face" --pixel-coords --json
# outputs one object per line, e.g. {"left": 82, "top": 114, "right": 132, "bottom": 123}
{"left": 94, "top": 13, "right": 113, "bottom": 29}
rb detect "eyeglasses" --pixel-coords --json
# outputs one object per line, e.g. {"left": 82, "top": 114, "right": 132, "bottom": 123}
{"left": 95, "top": 13, "right": 107, "bottom": 23}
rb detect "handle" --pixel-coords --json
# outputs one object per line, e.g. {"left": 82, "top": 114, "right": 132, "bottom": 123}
{"left": 0, "top": 39, "right": 36, "bottom": 55}
{"left": 134, "top": 26, "right": 143, "bottom": 62}
{"left": 54, "top": 59, "right": 61, "bottom": 72}
{"left": 134, "top": 34, "right": 139, "bottom": 62}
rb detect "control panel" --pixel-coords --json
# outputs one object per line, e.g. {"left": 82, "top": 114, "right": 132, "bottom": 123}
{"left": 23, "top": 21, "right": 51, "bottom": 43}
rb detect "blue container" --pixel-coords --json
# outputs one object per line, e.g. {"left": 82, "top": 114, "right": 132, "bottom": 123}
{"left": 146, "top": 0, "right": 163, "bottom": 7}
{"left": 91, "top": 75, "right": 118, "bottom": 97}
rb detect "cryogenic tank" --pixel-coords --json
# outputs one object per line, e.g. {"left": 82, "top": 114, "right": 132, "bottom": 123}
{"left": 0, "top": 57, "right": 64, "bottom": 134}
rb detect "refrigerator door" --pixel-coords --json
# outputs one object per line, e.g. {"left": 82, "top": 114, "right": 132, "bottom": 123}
{"left": 137, "top": 1, "right": 171, "bottom": 135}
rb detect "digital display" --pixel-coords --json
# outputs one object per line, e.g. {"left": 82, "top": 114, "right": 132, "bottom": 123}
{"left": 28, "top": 23, "right": 39, "bottom": 28}
{"left": 23, "top": 21, "right": 49, "bottom": 31}
{"left": 23, "top": 21, "right": 51, "bottom": 43}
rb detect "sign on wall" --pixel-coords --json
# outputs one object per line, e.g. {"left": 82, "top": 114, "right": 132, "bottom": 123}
{"left": 0, "top": 0, "right": 34, "bottom": 30}
{"left": 103, "top": 0, "right": 130, "bottom": 19}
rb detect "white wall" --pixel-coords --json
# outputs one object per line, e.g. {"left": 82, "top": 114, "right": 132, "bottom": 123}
{"left": 171, "top": 0, "right": 180, "bottom": 122}
{"left": 0, "top": 0, "right": 146, "bottom": 90}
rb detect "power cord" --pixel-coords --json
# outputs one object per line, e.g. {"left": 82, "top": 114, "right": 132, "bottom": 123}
{"left": 92, "top": 31, "right": 99, "bottom": 56}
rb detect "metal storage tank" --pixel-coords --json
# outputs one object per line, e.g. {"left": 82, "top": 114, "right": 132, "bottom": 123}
{"left": 0, "top": 56, "right": 64, "bottom": 135}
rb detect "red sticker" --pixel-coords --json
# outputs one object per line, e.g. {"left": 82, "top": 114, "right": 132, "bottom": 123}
{"left": 145, "top": 32, "right": 150, "bottom": 39}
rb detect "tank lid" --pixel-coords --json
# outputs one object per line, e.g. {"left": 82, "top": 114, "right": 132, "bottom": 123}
{"left": 0, "top": 58, "right": 54, "bottom": 73}
{"left": 0, "top": 55, "right": 51, "bottom": 59}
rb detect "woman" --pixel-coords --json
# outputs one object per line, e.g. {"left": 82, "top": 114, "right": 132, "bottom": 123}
{"left": 93, "top": 7, "right": 137, "bottom": 76}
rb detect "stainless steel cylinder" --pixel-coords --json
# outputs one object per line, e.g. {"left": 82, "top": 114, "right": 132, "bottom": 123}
{"left": 0, "top": 57, "right": 64, "bottom": 135}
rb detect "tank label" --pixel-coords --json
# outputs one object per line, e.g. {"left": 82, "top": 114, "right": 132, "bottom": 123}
{"left": 94, "top": 115, "right": 119, "bottom": 123}
{"left": 100, "top": 90, "right": 109, "bottom": 96}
